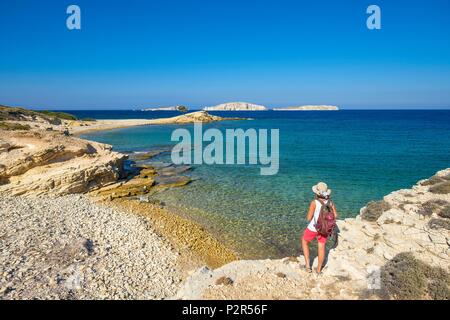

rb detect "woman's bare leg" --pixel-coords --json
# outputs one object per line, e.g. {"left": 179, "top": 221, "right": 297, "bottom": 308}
{"left": 301, "top": 238, "right": 311, "bottom": 269}
{"left": 317, "top": 242, "right": 326, "bottom": 273}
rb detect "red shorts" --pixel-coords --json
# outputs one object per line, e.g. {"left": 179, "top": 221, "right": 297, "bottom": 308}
{"left": 303, "top": 228, "right": 327, "bottom": 244}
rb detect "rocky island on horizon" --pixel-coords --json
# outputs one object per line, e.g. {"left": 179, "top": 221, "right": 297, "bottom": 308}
{"left": 0, "top": 104, "right": 448, "bottom": 300}
{"left": 273, "top": 105, "right": 339, "bottom": 111}
{"left": 203, "top": 102, "right": 268, "bottom": 111}
{"left": 141, "top": 105, "right": 188, "bottom": 112}
{"left": 201, "top": 102, "right": 339, "bottom": 111}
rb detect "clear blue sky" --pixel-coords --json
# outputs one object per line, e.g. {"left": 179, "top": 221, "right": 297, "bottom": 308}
{"left": 1, "top": 0, "right": 449, "bottom": 109}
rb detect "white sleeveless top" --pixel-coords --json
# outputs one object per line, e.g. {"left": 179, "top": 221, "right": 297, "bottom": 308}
{"left": 307, "top": 199, "right": 329, "bottom": 232}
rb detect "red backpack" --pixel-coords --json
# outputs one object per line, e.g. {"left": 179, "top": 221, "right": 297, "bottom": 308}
{"left": 314, "top": 198, "right": 336, "bottom": 237}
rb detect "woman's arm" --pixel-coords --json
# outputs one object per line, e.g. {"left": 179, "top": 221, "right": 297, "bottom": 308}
{"left": 306, "top": 201, "right": 316, "bottom": 221}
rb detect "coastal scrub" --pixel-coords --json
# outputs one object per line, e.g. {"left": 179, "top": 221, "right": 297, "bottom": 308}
{"left": 361, "top": 200, "right": 391, "bottom": 222}
{"left": 428, "top": 218, "right": 450, "bottom": 230}
{"left": 429, "top": 181, "right": 450, "bottom": 194}
{"left": 381, "top": 252, "right": 450, "bottom": 300}
{"left": 418, "top": 199, "right": 450, "bottom": 217}
{"left": 0, "top": 122, "right": 31, "bottom": 131}
{"left": 38, "top": 110, "right": 77, "bottom": 121}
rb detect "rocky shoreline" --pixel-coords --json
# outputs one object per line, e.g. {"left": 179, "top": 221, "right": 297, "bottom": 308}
{"left": 0, "top": 106, "right": 239, "bottom": 299}
{"left": 176, "top": 169, "right": 450, "bottom": 300}
{"left": 1, "top": 105, "right": 448, "bottom": 300}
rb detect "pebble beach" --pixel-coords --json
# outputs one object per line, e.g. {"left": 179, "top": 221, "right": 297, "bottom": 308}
{"left": 0, "top": 195, "right": 182, "bottom": 299}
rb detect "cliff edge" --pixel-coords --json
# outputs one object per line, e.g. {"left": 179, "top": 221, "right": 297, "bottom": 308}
{"left": 176, "top": 169, "right": 450, "bottom": 300}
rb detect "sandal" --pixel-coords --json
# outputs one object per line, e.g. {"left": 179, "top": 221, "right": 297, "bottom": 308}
{"left": 305, "top": 266, "right": 313, "bottom": 273}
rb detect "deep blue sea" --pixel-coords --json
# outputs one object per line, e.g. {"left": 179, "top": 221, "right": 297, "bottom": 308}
{"left": 73, "top": 110, "right": 450, "bottom": 258}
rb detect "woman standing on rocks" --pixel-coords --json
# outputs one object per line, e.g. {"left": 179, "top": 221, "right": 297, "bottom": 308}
{"left": 301, "top": 182, "right": 338, "bottom": 274}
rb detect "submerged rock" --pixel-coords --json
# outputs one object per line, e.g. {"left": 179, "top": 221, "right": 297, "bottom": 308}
{"left": 154, "top": 175, "right": 192, "bottom": 189}
{"left": 157, "top": 165, "right": 191, "bottom": 177}
{"left": 130, "top": 148, "right": 171, "bottom": 161}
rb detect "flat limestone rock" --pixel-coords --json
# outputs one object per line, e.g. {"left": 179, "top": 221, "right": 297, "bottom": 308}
{"left": 0, "top": 130, "right": 126, "bottom": 196}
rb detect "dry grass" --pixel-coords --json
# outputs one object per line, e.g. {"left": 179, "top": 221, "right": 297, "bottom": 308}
{"left": 215, "top": 276, "right": 234, "bottom": 286}
{"left": 285, "top": 256, "right": 298, "bottom": 263}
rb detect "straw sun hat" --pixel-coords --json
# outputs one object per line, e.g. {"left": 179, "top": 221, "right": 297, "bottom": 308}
{"left": 312, "top": 182, "right": 332, "bottom": 197}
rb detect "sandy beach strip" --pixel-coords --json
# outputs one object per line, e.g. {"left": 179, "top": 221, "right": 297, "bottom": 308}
{"left": 70, "top": 110, "right": 247, "bottom": 135}
{"left": 70, "top": 119, "right": 163, "bottom": 135}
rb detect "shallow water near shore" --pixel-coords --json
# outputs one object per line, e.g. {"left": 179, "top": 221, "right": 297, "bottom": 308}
{"left": 78, "top": 110, "right": 450, "bottom": 259}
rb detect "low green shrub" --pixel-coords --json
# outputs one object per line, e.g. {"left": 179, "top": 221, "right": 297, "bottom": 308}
{"left": 0, "top": 122, "right": 31, "bottom": 131}
{"left": 418, "top": 199, "right": 450, "bottom": 217}
{"left": 423, "top": 267, "right": 450, "bottom": 300}
{"left": 381, "top": 252, "right": 450, "bottom": 300}
{"left": 421, "top": 175, "right": 445, "bottom": 186}
{"left": 438, "top": 205, "right": 450, "bottom": 219}
{"left": 38, "top": 110, "right": 77, "bottom": 121}
{"left": 361, "top": 200, "right": 391, "bottom": 222}
{"left": 0, "top": 105, "right": 77, "bottom": 124}
{"left": 429, "top": 181, "right": 450, "bottom": 194}
{"left": 428, "top": 218, "right": 450, "bottom": 230}
{"left": 381, "top": 252, "right": 426, "bottom": 299}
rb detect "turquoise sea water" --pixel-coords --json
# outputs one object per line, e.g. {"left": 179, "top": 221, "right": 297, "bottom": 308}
{"left": 77, "top": 110, "right": 450, "bottom": 258}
